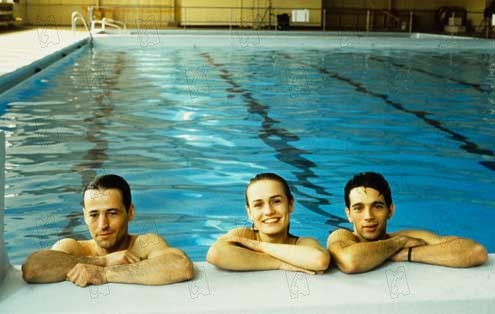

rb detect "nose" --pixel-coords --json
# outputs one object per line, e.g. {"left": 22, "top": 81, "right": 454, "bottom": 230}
{"left": 263, "top": 203, "right": 275, "bottom": 215}
{"left": 97, "top": 214, "right": 109, "bottom": 230}
{"left": 363, "top": 206, "right": 374, "bottom": 220}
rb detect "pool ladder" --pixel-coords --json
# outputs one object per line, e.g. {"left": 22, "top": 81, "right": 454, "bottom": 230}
{"left": 71, "top": 11, "right": 93, "bottom": 42}
{"left": 91, "top": 18, "right": 127, "bottom": 33}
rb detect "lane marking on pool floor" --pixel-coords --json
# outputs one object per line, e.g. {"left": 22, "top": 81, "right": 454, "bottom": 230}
{"left": 199, "top": 51, "right": 348, "bottom": 228}
{"left": 279, "top": 53, "right": 495, "bottom": 172}
{"left": 368, "top": 56, "right": 489, "bottom": 93}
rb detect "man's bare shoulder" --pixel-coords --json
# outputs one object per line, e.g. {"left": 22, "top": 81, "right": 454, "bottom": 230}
{"left": 130, "top": 233, "right": 170, "bottom": 257}
{"left": 328, "top": 229, "right": 359, "bottom": 243}
{"left": 51, "top": 238, "right": 94, "bottom": 256}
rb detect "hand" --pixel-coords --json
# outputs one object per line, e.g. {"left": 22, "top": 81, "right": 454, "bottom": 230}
{"left": 390, "top": 248, "right": 409, "bottom": 262}
{"left": 278, "top": 261, "right": 316, "bottom": 275}
{"left": 219, "top": 235, "right": 263, "bottom": 252}
{"left": 66, "top": 263, "right": 107, "bottom": 287}
{"left": 105, "top": 250, "right": 141, "bottom": 266}
{"left": 399, "top": 236, "right": 427, "bottom": 248}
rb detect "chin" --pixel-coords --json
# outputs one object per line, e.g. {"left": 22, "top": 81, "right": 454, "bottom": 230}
{"left": 96, "top": 240, "right": 115, "bottom": 249}
{"left": 260, "top": 226, "right": 286, "bottom": 236}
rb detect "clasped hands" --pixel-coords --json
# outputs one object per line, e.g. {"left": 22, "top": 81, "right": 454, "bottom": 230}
{"left": 66, "top": 250, "right": 141, "bottom": 287}
{"left": 389, "top": 236, "right": 427, "bottom": 262}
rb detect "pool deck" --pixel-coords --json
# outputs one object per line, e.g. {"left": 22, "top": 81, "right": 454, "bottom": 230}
{"left": 0, "top": 258, "right": 494, "bottom": 314}
{"left": 0, "top": 28, "right": 89, "bottom": 94}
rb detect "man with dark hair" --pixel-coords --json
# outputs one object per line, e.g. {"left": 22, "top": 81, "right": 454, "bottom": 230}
{"left": 22, "top": 174, "right": 193, "bottom": 286}
{"left": 327, "top": 172, "right": 488, "bottom": 274}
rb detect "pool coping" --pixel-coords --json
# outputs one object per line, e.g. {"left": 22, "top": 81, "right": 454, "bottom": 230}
{"left": 0, "top": 258, "right": 494, "bottom": 313}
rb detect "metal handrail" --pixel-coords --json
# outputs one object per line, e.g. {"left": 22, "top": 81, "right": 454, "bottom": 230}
{"left": 382, "top": 9, "right": 401, "bottom": 22}
{"left": 71, "top": 11, "right": 93, "bottom": 41}
{"left": 91, "top": 17, "right": 127, "bottom": 32}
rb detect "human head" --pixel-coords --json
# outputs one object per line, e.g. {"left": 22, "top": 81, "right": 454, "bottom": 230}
{"left": 344, "top": 172, "right": 392, "bottom": 208}
{"left": 82, "top": 174, "right": 134, "bottom": 251}
{"left": 245, "top": 173, "right": 294, "bottom": 206}
{"left": 344, "top": 172, "right": 394, "bottom": 241}
{"left": 83, "top": 174, "right": 132, "bottom": 211}
{"left": 245, "top": 173, "right": 294, "bottom": 239}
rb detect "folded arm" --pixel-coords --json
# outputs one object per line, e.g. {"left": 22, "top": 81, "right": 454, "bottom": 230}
{"left": 103, "top": 247, "right": 193, "bottom": 285}
{"left": 391, "top": 230, "right": 488, "bottom": 267}
{"left": 207, "top": 228, "right": 329, "bottom": 274}
{"left": 23, "top": 234, "right": 194, "bottom": 286}
{"left": 22, "top": 239, "right": 105, "bottom": 283}
{"left": 327, "top": 229, "right": 425, "bottom": 274}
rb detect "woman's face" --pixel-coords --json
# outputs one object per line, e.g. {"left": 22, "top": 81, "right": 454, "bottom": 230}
{"left": 245, "top": 179, "right": 294, "bottom": 237}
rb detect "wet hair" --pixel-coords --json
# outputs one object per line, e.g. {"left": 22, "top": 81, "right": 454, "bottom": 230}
{"left": 245, "top": 173, "right": 294, "bottom": 206}
{"left": 344, "top": 172, "right": 392, "bottom": 208}
{"left": 82, "top": 174, "right": 132, "bottom": 211}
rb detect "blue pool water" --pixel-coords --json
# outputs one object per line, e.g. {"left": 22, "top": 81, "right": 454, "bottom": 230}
{"left": 1, "top": 35, "right": 494, "bottom": 264}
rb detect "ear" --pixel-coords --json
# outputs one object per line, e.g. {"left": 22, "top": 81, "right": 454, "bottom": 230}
{"left": 345, "top": 207, "right": 353, "bottom": 223}
{"left": 127, "top": 204, "right": 135, "bottom": 221}
{"left": 245, "top": 205, "right": 253, "bottom": 221}
{"left": 288, "top": 199, "right": 295, "bottom": 214}
{"left": 387, "top": 203, "right": 395, "bottom": 219}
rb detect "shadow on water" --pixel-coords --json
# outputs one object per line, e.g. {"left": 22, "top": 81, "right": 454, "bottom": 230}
{"left": 200, "top": 52, "right": 348, "bottom": 228}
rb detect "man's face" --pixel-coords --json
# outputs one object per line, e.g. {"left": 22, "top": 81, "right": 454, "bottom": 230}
{"left": 246, "top": 179, "right": 294, "bottom": 237}
{"left": 346, "top": 186, "right": 394, "bottom": 241}
{"left": 83, "top": 188, "right": 134, "bottom": 251}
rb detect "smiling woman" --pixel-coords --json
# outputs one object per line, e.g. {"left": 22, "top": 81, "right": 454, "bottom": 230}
{"left": 206, "top": 173, "right": 330, "bottom": 274}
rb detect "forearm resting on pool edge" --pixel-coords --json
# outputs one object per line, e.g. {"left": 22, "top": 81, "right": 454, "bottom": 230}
{"left": 404, "top": 238, "right": 488, "bottom": 267}
{"left": 22, "top": 250, "right": 106, "bottom": 283}
{"left": 206, "top": 240, "right": 323, "bottom": 273}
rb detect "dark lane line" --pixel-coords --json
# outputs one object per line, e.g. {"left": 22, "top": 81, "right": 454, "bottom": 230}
{"left": 200, "top": 52, "right": 347, "bottom": 227}
{"left": 280, "top": 53, "right": 495, "bottom": 172}
{"left": 59, "top": 51, "right": 126, "bottom": 240}
{"left": 368, "top": 55, "right": 489, "bottom": 93}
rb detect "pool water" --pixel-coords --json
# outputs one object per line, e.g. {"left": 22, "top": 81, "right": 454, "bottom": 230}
{"left": 1, "top": 37, "right": 494, "bottom": 264}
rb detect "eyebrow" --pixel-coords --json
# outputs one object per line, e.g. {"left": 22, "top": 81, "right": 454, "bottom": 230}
{"left": 88, "top": 208, "right": 121, "bottom": 214}
{"left": 351, "top": 201, "right": 385, "bottom": 207}
{"left": 251, "top": 195, "right": 284, "bottom": 203}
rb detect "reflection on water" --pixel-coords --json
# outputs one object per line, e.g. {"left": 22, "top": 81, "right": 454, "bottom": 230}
{"left": 1, "top": 45, "right": 495, "bottom": 264}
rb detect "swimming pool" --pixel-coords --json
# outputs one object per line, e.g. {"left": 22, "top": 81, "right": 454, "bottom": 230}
{"left": 1, "top": 32, "right": 494, "bottom": 264}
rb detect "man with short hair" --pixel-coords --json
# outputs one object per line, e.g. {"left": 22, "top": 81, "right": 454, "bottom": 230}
{"left": 327, "top": 172, "right": 488, "bottom": 274}
{"left": 22, "top": 174, "right": 193, "bottom": 286}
